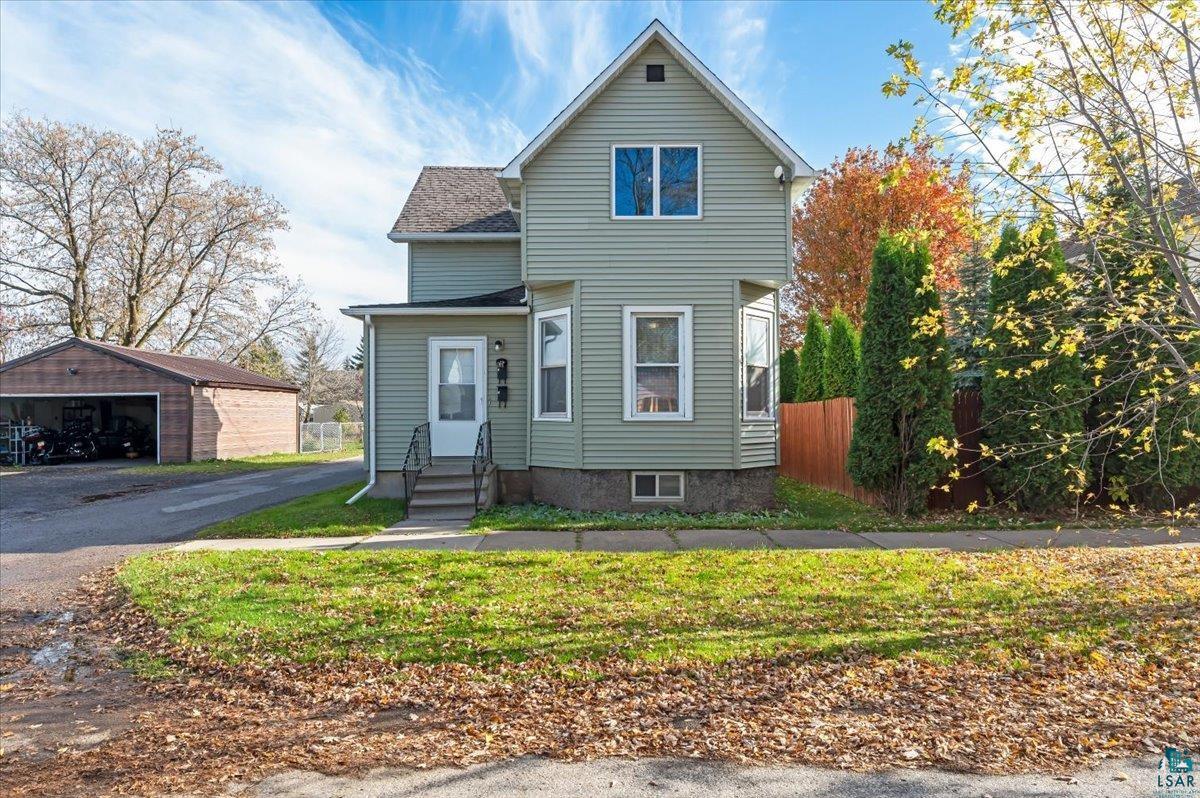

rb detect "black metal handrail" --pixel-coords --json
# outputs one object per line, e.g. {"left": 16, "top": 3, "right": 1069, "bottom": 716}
{"left": 401, "top": 422, "right": 431, "bottom": 508}
{"left": 472, "top": 420, "right": 493, "bottom": 511}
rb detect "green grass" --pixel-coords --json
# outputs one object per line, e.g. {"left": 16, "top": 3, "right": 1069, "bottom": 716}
{"left": 197, "top": 483, "right": 405, "bottom": 539}
{"left": 117, "top": 546, "right": 1198, "bottom": 668}
{"left": 126, "top": 441, "right": 363, "bottom": 475}
{"left": 470, "top": 478, "right": 1076, "bottom": 533}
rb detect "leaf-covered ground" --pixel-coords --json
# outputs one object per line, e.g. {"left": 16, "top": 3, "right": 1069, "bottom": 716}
{"left": 2, "top": 547, "right": 1196, "bottom": 797}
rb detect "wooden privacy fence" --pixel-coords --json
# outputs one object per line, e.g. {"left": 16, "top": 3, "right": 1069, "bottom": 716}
{"left": 779, "top": 390, "right": 986, "bottom": 511}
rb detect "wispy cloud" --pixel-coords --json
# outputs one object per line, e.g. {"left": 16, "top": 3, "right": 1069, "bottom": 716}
{"left": 0, "top": 0, "right": 526, "bottom": 351}
{"left": 458, "top": 1, "right": 615, "bottom": 113}
{"left": 711, "top": 2, "right": 771, "bottom": 113}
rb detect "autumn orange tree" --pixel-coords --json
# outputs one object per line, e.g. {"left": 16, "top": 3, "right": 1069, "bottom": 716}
{"left": 781, "top": 142, "right": 973, "bottom": 346}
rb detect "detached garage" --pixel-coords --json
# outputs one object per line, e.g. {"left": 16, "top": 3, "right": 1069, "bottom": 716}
{"left": 0, "top": 338, "right": 299, "bottom": 463}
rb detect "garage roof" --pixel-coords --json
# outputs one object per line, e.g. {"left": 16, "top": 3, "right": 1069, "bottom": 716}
{"left": 0, "top": 338, "right": 300, "bottom": 392}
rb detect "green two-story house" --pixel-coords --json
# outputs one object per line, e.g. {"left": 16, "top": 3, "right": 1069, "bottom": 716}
{"left": 343, "top": 20, "right": 814, "bottom": 519}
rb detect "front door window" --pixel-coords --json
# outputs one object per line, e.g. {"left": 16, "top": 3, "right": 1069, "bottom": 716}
{"left": 438, "top": 348, "right": 477, "bottom": 421}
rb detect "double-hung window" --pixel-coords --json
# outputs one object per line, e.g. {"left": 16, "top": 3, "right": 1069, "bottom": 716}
{"left": 534, "top": 308, "right": 571, "bottom": 421}
{"left": 742, "top": 309, "right": 774, "bottom": 419}
{"left": 623, "top": 306, "right": 693, "bottom": 421}
{"left": 612, "top": 144, "right": 701, "bottom": 218}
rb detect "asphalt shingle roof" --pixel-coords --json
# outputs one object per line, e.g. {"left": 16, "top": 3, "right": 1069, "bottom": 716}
{"left": 350, "top": 286, "right": 527, "bottom": 310}
{"left": 0, "top": 338, "right": 299, "bottom": 392}
{"left": 390, "top": 166, "right": 518, "bottom": 235}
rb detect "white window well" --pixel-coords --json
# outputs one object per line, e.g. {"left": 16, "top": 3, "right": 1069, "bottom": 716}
{"left": 612, "top": 144, "right": 701, "bottom": 218}
{"left": 743, "top": 309, "right": 774, "bottom": 420}
{"left": 632, "top": 471, "right": 685, "bottom": 502}
{"left": 622, "top": 305, "right": 693, "bottom": 421}
{"left": 533, "top": 307, "right": 571, "bottom": 421}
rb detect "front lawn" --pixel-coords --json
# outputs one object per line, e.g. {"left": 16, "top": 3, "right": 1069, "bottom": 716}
{"left": 469, "top": 478, "right": 1086, "bottom": 533}
{"left": 126, "top": 441, "right": 363, "bottom": 475}
{"left": 117, "top": 546, "right": 1198, "bottom": 668}
{"left": 196, "top": 483, "right": 404, "bottom": 539}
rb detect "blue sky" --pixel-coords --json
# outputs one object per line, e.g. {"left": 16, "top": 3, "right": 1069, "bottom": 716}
{"left": 0, "top": 1, "right": 955, "bottom": 353}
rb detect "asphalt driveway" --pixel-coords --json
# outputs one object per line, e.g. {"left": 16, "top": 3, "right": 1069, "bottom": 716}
{"left": 0, "top": 458, "right": 364, "bottom": 612}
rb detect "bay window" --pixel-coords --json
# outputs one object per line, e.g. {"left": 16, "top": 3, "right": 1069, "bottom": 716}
{"left": 612, "top": 144, "right": 701, "bottom": 218}
{"left": 534, "top": 307, "right": 571, "bottom": 421}
{"left": 743, "top": 309, "right": 774, "bottom": 419}
{"left": 622, "top": 305, "right": 693, "bottom": 421}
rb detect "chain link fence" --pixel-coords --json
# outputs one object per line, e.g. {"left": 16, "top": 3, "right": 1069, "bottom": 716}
{"left": 300, "top": 422, "right": 364, "bottom": 454}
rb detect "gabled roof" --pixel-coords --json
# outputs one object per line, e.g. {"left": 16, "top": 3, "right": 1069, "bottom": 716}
{"left": 342, "top": 286, "right": 528, "bottom": 317}
{"left": 389, "top": 167, "right": 519, "bottom": 241}
{"left": 498, "top": 19, "right": 814, "bottom": 182}
{"left": 0, "top": 338, "right": 299, "bottom": 392}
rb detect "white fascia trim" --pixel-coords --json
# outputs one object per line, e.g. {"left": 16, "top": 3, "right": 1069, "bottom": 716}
{"left": 499, "top": 20, "right": 813, "bottom": 181}
{"left": 387, "top": 232, "right": 521, "bottom": 243}
{"left": 532, "top": 306, "right": 572, "bottom": 422}
{"left": 341, "top": 306, "right": 529, "bottom": 318}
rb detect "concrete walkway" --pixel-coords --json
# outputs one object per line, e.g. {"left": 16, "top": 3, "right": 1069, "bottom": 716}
{"left": 173, "top": 523, "right": 1200, "bottom": 554}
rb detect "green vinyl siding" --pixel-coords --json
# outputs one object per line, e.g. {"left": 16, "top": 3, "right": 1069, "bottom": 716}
{"left": 739, "top": 281, "right": 778, "bottom": 468}
{"left": 578, "top": 279, "right": 736, "bottom": 469}
{"left": 374, "top": 315, "right": 528, "bottom": 470}
{"left": 529, "top": 281, "right": 580, "bottom": 467}
{"left": 408, "top": 241, "right": 521, "bottom": 302}
{"left": 522, "top": 42, "right": 790, "bottom": 287}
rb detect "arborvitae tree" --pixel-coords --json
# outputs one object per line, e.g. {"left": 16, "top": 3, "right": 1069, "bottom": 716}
{"left": 779, "top": 348, "right": 800, "bottom": 403}
{"left": 1083, "top": 178, "right": 1200, "bottom": 507}
{"left": 980, "top": 222, "right": 1088, "bottom": 511}
{"left": 943, "top": 244, "right": 992, "bottom": 389}
{"left": 847, "top": 232, "right": 956, "bottom": 514}
{"left": 794, "top": 309, "right": 828, "bottom": 402}
{"left": 823, "top": 307, "right": 861, "bottom": 398}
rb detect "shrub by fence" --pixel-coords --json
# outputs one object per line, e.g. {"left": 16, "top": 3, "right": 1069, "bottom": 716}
{"left": 779, "top": 390, "right": 985, "bottom": 511}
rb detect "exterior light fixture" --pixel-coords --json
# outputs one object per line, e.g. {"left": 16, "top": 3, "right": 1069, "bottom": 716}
{"left": 493, "top": 339, "right": 504, "bottom": 352}
{"left": 67, "top": 367, "right": 78, "bottom": 375}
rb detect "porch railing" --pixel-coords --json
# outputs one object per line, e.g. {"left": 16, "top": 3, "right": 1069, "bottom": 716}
{"left": 472, "top": 420, "right": 493, "bottom": 511}
{"left": 401, "top": 422, "right": 431, "bottom": 508}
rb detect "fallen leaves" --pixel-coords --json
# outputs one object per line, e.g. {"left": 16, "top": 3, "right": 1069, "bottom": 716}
{"left": 1, "top": 551, "right": 1197, "bottom": 797}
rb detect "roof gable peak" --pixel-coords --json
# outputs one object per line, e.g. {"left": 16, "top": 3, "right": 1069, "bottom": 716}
{"left": 499, "top": 19, "right": 812, "bottom": 182}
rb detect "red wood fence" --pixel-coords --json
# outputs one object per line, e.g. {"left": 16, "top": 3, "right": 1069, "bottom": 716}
{"left": 779, "top": 390, "right": 986, "bottom": 511}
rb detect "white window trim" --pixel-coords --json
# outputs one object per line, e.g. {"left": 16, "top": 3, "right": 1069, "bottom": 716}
{"left": 631, "top": 471, "right": 686, "bottom": 503}
{"left": 741, "top": 307, "right": 776, "bottom": 422}
{"left": 611, "top": 144, "right": 703, "bottom": 220}
{"left": 532, "top": 306, "right": 572, "bottom": 422}
{"left": 622, "top": 305, "right": 693, "bottom": 422}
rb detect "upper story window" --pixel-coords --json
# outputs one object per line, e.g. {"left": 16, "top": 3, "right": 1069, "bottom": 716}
{"left": 612, "top": 145, "right": 701, "bottom": 219}
{"left": 622, "top": 305, "right": 693, "bottom": 421}
{"left": 743, "top": 309, "right": 774, "bottom": 420}
{"left": 534, "top": 307, "right": 572, "bottom": 421}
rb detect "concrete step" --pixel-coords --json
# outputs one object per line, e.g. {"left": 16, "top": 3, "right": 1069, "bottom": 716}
{"left": 410, "top": 490, "right": 476, "bottom": 508}
{"left": 406, "top": 505, "right": 476, "bottom": 521}
{"left": 416, "top": 475, "right": 476, "bottom": 492}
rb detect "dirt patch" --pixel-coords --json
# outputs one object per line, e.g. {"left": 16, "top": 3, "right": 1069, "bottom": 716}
{"left": 0, "top": 571, "right": 1195, "bottom": 797}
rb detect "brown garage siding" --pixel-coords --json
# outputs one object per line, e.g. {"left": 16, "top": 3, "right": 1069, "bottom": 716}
{"left": 0, "top": 346, "right": 192, "bottom": 463}
{"left": 191, "top": 386, "right": 298, "bottom": 460}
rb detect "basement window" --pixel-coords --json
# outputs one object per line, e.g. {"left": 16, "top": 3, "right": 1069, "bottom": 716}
{"left": 632, "top": 471, "right": 685, "bottom": 502}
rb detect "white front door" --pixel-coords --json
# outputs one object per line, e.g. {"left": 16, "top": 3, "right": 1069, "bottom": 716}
{"left": 428, "top": 337, "right": 486, "bottom": 457}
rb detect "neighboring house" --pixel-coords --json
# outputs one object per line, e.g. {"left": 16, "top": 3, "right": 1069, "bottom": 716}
{"left": 309, "top": 401, "right": 363, "bottom": 423}
{"left": 343, "top": 20, "right": 814, "bottom": 517}
{"left": 0, "top": 338, "right": 299, "bottom": 463}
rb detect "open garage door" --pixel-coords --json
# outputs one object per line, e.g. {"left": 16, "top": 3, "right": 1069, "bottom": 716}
{"left": 1, "top": 393, "right": 159, "bottom": 465}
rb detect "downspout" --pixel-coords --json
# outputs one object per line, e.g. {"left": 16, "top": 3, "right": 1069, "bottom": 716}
{"left": 346, "top": 314, "right": 376, "bottom": 504}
